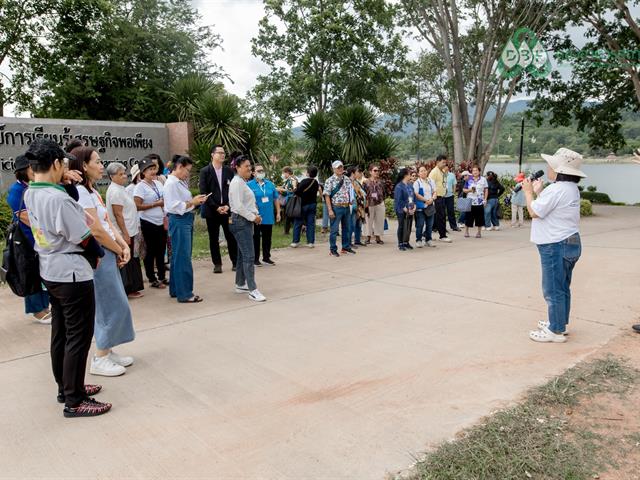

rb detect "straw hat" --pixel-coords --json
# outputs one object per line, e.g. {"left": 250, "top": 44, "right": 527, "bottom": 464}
{"left": 540, "top": 148, "right": 587, "bottom": 178}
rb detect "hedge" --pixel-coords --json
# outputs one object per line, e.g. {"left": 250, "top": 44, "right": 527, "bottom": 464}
{"left": 580, "top": 191, "right": 612, "bottom": 204}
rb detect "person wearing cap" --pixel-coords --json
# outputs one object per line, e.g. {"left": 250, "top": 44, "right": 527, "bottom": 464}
{"left": 24, "top": 139, "right": 112, "bottom": 418}
{"left": 323, "top": 160, "right": 355, "bottom": 257}
{"left": 106, "top": 162, "right": 144, "bottom": 299}
{"left": 510, "top": 172, "right": 527, "bottom": 227}
{"left": 126, "top": 163, "right": 141, "bottom": 197}
{"left": 6, "top": 154, "right": 52, "bottom": 324}
{"left": 522, "top": 148, "right": 587, "bottom": 343}
{"left": 134, "top": 157, "right": 168, "bottom": 289}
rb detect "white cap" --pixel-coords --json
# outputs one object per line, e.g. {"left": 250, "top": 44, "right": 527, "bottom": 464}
{"left": 331, "top": 160, "right": 344, "bottom": 169}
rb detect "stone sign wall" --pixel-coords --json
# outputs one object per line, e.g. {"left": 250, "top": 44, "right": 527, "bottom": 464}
{"left": 0, "top": 117, "right": 180, "bottom": 192}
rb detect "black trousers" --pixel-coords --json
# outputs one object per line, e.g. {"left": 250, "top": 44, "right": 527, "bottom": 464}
{"left": 140, "top": 219, "right": 167, "bottom": 282}
{"left": 206, "top": 213, "right": 237, "bottom": 267}
{"left": 434, "top": 197, "right": 448, "bottom": 239}
{"left": 444, "top": 195, "right": 458, "bottom": 229}
{"left": 44, "top": 279, "right": 95, "bottom": 408}
{"left": 253, "top": 224, "right": 273, "bottom": 261}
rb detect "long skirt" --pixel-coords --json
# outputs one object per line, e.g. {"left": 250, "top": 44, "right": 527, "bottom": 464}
{"left": 94, "top": 249, "right": 135, "bottom": 350}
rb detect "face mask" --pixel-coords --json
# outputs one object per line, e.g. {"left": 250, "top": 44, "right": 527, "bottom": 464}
{"left": 256, "top": 172, "right": 265, "bottom": 180}
{"left": 281, "top": 174, "right": 286, "bottom": 180}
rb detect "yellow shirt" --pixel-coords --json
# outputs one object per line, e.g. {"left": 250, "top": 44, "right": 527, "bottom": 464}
{"left": 429, "top": 166, "right": 446, "bottom": 197}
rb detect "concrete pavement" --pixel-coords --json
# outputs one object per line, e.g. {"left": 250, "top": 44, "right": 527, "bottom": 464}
{"left": 1, "top": 205, "right": 639, "bottom": 479}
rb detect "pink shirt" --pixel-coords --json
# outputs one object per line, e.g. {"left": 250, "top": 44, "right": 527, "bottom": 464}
{"left": 214, "top": 165, "right": 223, "bottom": 202}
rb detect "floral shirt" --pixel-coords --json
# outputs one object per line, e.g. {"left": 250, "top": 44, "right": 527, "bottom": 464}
{"left": 364, "top": 179, "right": 384, "bottom": 206}
{"left": 465, "top": 176, "right": 488, "bottom": 206}
{"left": 323, "top": 174, "right": 352, "bottom": 205}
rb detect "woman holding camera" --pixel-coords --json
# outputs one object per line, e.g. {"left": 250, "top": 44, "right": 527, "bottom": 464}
{"left": 523, "top": 148, "right": 586, "bottom": 343}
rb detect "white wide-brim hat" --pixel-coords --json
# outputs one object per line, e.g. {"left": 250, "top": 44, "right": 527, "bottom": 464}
{"left": 540, "top": 148, "right": 587, "bottom": 178}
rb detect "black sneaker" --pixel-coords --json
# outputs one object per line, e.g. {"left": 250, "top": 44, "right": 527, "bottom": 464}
{"left": 329, "top": 251, "right": 340, "bottom": 257}
{"left": 254, "top": 260, "right": 262, "bottom": 267}
{"left": 405, "top": 243, "right": 414, "bottom": 250}
{"left": 57, "top": 384, "right": 102, "bottom": 403}
{"left": 63, "top": 398, "right": 112, "bottom": 418}
{"left": 262, "top": 259, "right": 276, "bottom": 266}
{"left": 213, "top": 264, "right": 223, "bottom": 274}
{"left": 633, "top": 324, "right": 640, "bottom": 333}
{"left": 341, "top": 248, "right": 356, "bottom": 254}
{"left": 399, "top": 245, "right": 407, "bottom": 251}
{"left": 355, "top": 242, "right": 367, "bottom": 247}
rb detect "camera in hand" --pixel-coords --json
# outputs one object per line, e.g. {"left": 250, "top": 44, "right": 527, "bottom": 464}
{"left": 513, "top": 170, "right": 545, "bottom": 193}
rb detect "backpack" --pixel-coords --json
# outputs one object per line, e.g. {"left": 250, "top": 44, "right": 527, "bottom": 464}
{"left": 1, "top": 194, "right": 42, "bottom": 297}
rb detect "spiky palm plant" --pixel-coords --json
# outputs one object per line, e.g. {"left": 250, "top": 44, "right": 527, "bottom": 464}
{"left": 302, "top": 111, "right": 339, "bottom": 179}
{"left": 195, "top": 92, "right": 245, "bottom": 153}
{"left": 239, "top": 117, "right": 270, "bottom": 166}
{"left": 166, "top": 73, "right": 219, "bottom": 123}
{"left": 334, "top": 104, "right": 376, "bottom": 168}
{"left": 367, "top": 132, "right": 399, "bottom": 164}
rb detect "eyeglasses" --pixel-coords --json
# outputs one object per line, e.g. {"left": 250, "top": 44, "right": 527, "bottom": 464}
{"left": 372, "top": 169, "right": 379, "bottom": 172}
{"left": 214, "top": 150, "right": 226, "bottom": 156}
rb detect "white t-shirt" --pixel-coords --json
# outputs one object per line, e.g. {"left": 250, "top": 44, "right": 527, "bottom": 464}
{"left": 465, "top": 176, "right": 488, "bottom": 206}
{"left": 77, "top": 185, "right": 116, "bottom": 240}
{"left": 134, "top": 180, "right": 165, "bottom": 226}
{"left": 530, "top": 182, "right": 580, "bottom": 245}
{"left": 106, "top": 182, "right": 139, "bottom": 237}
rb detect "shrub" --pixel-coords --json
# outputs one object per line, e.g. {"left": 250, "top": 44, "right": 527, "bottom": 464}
{"left": 0, "top": 193, "right": 13, "bottom": 239}
{"left": 384, "top": 197, "right": 396, "bottom": 218}
{"left": 586, "top": 185, "right": 597, "bottom": 192}
{"left": 580, "top": 199, "right": 593, "bottom": 216}
{"left": 580, "top": 191, "right": 611, "bottom": 204}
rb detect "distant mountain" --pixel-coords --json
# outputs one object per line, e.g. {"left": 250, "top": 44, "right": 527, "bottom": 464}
{"left": 291, "top": 99, "right": 533, "bottom": 138}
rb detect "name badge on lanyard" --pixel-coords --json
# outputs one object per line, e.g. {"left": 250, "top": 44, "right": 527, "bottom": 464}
{"left": 261, "top": 196, "right": 269, "bottom": 204}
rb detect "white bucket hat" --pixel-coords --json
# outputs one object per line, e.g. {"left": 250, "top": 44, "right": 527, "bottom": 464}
{"left": 540, "top": 148, "right": 587, "bottom": 178}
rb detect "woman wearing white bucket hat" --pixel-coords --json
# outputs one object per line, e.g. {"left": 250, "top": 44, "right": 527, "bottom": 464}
{"left": 522, "top": 148, "right": 587, "bottom": 343}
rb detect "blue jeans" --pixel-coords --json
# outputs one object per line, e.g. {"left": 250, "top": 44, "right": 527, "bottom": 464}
{"left": 168, "top": 213, "right": 195, "bottom": 302}
{"left": 229, "top": 214, "right": 257, "bottom": 291}
{"left": 25, "top": 290, "right": 50, "bottom": 314}
{"left": 484, "top": 198, "right": 500, "bottom": 227}
{"left": 415, "top": 210, "right": 435, "bottom": 242}
{"left": 322, "top": 203, "right": 329, "bottom": 229}
{"left": 350, "top": 208, "right": 362, "bottom": 244}
{"left": 329, "top": 206, "right": 350, "bottom": 252}
{"left": 537, "top": 233, "right": 582, "bottom": 334}
{"left": 293, "top": 203, "right": 317, "bottom": 244}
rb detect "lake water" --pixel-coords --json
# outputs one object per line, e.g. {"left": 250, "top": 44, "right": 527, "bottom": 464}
{"left": 486, "top": 162, "right": 640, "bottom": 204}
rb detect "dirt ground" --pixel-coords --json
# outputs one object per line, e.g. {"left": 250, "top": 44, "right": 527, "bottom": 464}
{"left": 571, "top": 330, "right": 640, "bottom": 480}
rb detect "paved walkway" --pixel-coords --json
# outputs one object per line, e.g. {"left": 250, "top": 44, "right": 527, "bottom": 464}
{"left": 1, "top": 206, "right": 639, "bottom": 479}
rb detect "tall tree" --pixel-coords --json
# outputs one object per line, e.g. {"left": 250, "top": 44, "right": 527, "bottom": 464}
{"left": 528, "top": 0, "right": 640, "bottom": 153}
{"left": 11, "top": 0, "right": 222, "bottom": 122}
{"left": 0, "top": 0, "right": 56, "bottom": 115}
{"left": 251, "top": 0, "right": 407, "bottom": 125}
{"left": 400, "top": 0, "right": 559, "bottom": 169}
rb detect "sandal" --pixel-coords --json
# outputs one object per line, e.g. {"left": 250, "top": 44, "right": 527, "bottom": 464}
{"left": 464, "top": 233, "right": 470, "bottom": 238}
{"left": 179, "top": 295, "right": 203, "bottom": 303}
{"left": 537, "top": 320, "right": 569, "bottom": 336}
{"left": 376, "top": 239, "right": 384, "bottom": 245}
{"left": 475, "top": 233, "right": 482, "bottom": 238}
{"left": 150, "top": 281, "right": 166, "bottom": 289}
{"left": 529, "top": 327, "right": 567, "bottom": 343}
{"left": 128, "top": 291, "right": 144, "bottom": 299}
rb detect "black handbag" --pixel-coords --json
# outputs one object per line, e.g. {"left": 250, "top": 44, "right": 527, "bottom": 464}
{"left": 285, "top": 195, "right": 302, "bottom": 219}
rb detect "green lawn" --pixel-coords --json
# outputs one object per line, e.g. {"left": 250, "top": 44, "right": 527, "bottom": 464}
{"left": 191, "top": 216, "right": 324, "bottom": 259}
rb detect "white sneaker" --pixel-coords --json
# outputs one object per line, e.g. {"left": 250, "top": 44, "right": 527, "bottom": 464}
{"left": 494, "top": 226, "right": 501, "bottom": 231}
{"left": 483, "top": 227, "right": 489, "bottom": 231}
{"left": 529, "top": 327, "right": 567, "bottom": 343}
{"left": 538, "top": 320, "right": 569, "bottom": 336}
{"left": 438, "top": 237, "right": 452, "bottom": 243}
{"left": 33, "top": 311, "right": 52, "bottom": 325}
{"left": 90, "top": 355, "right": 126, "bottom": 377}
{"left": 307, "top": 243, "right": 315, "bottom": 248}
{"left": 426, "top": 240, "right": 436, "bottom": 248}
{"left": 416, "top": 240, "right": 423, "bottom": 248}
{"left": 249, "top": 289, "right": 266, "bottom": 302}
{"left": 290, "top": 243, "right": 299, "bottom": 248}
{"left": 235, "top": 284, "right": 249, "bottom": 293}
{"left": 108, "top": 350, "right": 134, "bottom": 367}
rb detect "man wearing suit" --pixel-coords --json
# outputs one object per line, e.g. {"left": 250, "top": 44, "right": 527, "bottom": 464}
{"left": 199, "top": 144, "right": 238, "bottom": 273}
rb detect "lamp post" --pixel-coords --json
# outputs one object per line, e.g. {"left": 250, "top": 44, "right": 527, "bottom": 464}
{"left": 518, "top": 116, "right": 525, "bottom": 173}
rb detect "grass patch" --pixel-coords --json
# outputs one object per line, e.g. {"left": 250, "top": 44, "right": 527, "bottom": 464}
{"left": 405, "top": 356, "right": 639, "bottom": 480}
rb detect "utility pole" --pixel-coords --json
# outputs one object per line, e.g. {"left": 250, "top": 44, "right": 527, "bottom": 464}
{"left": 518, "top": 116, "right": 525, "bottom": 173}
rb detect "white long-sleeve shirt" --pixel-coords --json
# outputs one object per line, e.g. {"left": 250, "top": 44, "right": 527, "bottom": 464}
{"left": 229, "top": 175, "right": 259, "bottom": 221}
{"left": 163, "top": 174, "right": 195, "bottom": 216}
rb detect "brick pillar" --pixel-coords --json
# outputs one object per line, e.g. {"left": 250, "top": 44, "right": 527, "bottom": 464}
{"left": 166, "top": 122, "right": 194, "bottom": 158}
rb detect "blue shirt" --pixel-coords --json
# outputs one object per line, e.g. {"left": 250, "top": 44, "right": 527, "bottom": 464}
{"left": 247, "top": 179, "right": 279, "bottom": 225}
{"left": 7, "top": 180, "right": 35, "bottom": 246}
{"left": 394, "top": 182, "right": 414, "bottom": 214}
{"left": 445, "top": 172, "right": 456, "bottom": 197}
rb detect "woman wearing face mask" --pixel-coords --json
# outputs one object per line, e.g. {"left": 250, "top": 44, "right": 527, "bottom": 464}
{"left": 163, "top": 155, "right": 207, "bottom": 303}
{"left": 247, "top": 165, "right": 281, "bottom": 266}
{"left": 229, "top": 156, "right": 266, "bottom": 302}
{"left": 277, "top": 166, "right": 298, "bottom": 235}
{"left": 69, "top": 146, "right": 135, "bottom": 377}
